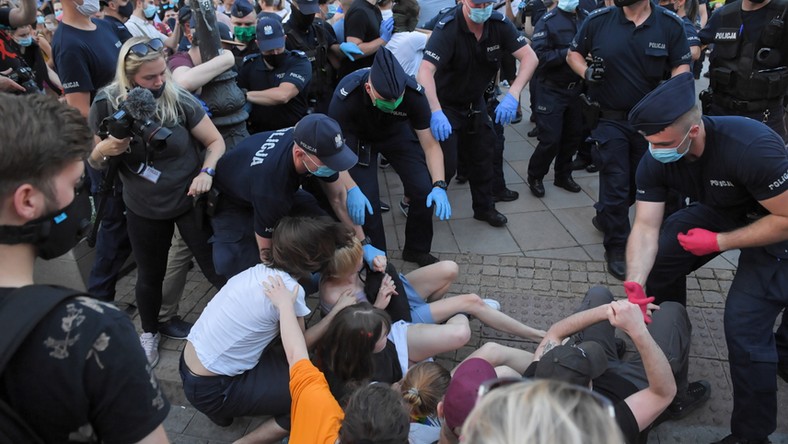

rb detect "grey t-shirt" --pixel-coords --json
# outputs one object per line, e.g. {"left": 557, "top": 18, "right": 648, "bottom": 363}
{"left": 89, "top": 88, "right": 206, "bottom": 220}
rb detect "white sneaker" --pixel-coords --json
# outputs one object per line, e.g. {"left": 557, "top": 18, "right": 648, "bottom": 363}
{"left": 483, "top": 298, "right": 501, "bottom": 311}
{"left": 140, "top": 332, "right": 160, "bottom": 367}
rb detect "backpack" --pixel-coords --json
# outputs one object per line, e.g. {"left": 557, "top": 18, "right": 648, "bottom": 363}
{"left": 0, "top": 285, "right": 86, "bottom": 443}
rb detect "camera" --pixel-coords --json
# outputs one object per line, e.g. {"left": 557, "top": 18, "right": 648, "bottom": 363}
{"left": 5, "top": 66, "right": 38, "bottom": 94}
{"left": 101, "top": 105, "right": 172, "bottom": 151}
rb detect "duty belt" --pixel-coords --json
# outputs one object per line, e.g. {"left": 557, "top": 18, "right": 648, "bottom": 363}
{"left": 712, "top": 94, "right": 783, "bottom": 112}
{"left": 599, "top": 108, "right": 629, "bottom": 121}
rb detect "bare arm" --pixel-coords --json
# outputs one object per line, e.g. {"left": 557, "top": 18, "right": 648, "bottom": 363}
{"left": 670, "top": 63, "right": 690, "bottom": 77}
{"left": 508, "top": 44, "right": 538, "bottom": 99}
{"left": 717, "top": 191, "right": 788, "bottom": 250}
{"left": 134, "top": 424, "right": 170, "bottom": 444}
{"left": 416, "top": 60, "right": 441, "bottom": 112}
{"left": 304, "top": 290, "right": 357, "bottom": 349}
{"left": 264, "top": 277, "right": 310, "bottom": 367}
{"left": 415, "top": 128, "right": 445, "bottom": 182}
{"left": 608, "top": 301, "right": 676, "bottom": 430}
{"left": 566, "top": 49, "right": 588, "bottom": 78}
{"left": 690, "top": 46, "right": 700, "bottom": 61}
{"left": 345, "top": 35, "right": 386, "bottom": 59}
{"left": 246, "top": 82, "right": 300, "bottom": 106}
{"left": 65, "top": 91, "right": 92, "bottom": 118}
{"left": 533, "top": 303, "right": 610, "bottom": 360}
{"left": 626, "top": 201, "right": 665, "bottom": 284}
{"left": 698, "top": 4, "right": 708, "bottom": 28}
{"left": 187, "top": 115, "right": 225, "bottom": 196}
{"left": 321, "top": 172, "right": 365, "bottom": 240}
{"left": 8, "top": 0, "right": 36, "bottom": 27}
{"left": 171, "top": 51, "right": 235, "bottom": 92}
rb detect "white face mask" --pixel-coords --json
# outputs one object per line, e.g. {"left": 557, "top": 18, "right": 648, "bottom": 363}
{"left": 380, "top": 8, "right": 393, "bottom": 20}
{"left": 76, "top": 0, "right": 101, "bottom": 16}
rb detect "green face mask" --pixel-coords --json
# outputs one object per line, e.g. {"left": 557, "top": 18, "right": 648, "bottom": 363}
{"left": 373, "top": 95, "right": 404, "bottom": 113}
{"left": 234, "top": 25, "right": 256, "bottom": 43}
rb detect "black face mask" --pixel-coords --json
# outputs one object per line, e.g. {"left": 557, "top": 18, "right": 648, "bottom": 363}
{"left": 150, "top": 82, "right": 166, "bottom": 99}
{"left": 264, "top": 52, "right": 287, "bottom": 68}
{"left": 614, "top": 0, "right": 640, "bottom": 7}
{"left": 661, "top": 2, "right": 675, "bottom": 11}
{"left": 289, "top": 5, "right": 315, "bottom": 30}
{"left": 0, "top": 184, "right": 92, "bottom": 260}
{"left": 118, "top": 1, "right": 134, "bottom": 18}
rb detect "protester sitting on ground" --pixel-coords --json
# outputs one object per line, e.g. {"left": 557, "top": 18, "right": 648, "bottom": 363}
{"left": 462, "top": 379, "right": 625, "bottom": 444}
{"left": 181, "top": 216, "right": 353, "bottom": 443}
{"left": 315, "top": 301, "right": 472, "bottom": 400}
{"left": 87, "top": 36, "right": 227, "bottom": 367}
{"left": 525, "top": 286, "right": 710, "bottom": 444}
{"left": 400, "top": 362, "right": 451, "bottom": 443}
{"left": 319, "top": 236, "right": 546, "bottom": 341}
{"left": 264, "top": 273, "right": 411, "bottom": 443}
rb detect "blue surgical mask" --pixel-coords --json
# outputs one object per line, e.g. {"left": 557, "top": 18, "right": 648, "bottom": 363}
{"left": 36, "top": 16, "right": 45, "bottom": 24}
{"left": 468, "top": 3, "right": 493, "bottom": 23}
{"left": 303, "top": 153, "right": 337, "bottom": 177}
{"left": 326, "top": 4, "right": 338, "bottom": 19}
{"left": 558, "top": 0, "right": 579, "bottom": 11}
{"left": 648, "top": 127, "right": 692, "bottom": 163}
{"left": 143, "top": 4, "right": 158, "bottom": 19}
{"left": 16, "top": 36, "right": 33, "bottom": 46}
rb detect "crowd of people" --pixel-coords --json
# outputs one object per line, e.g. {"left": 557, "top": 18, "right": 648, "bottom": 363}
{"left": 0, "top": 0, "right": 786, "bottom": 440}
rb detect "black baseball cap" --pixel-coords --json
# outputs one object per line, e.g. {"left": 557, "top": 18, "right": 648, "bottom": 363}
{"left": 293, "top": 114, "right": 358, "bottom": 171}
{"left": 534, "top": 341, "right": 608, "bottom": 387}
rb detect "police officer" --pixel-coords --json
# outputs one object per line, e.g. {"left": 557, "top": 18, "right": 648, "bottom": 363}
{"left": 239, "top": 16, "right": 312, "bottom": 134}
{"left": 624, "top": 72, "right": 788, "bottom": 444}
{"left": 329, "top": 48, "right": 451, "bottom": 266}
{"left": 339, "top": 0, "right": 394, "bottom": 77}
{"left": 284, "top": 0, "right": 348, "bottom": 114}
{"left": 417, "top": 0, "right": 538, "bottom": 227}
{"left": 229, "top": 0, "right": 260, "bottom": 70}
{"left": 526, "top": 0, "right": 587, "bottom": 198}
{"left": 567, "top": 0, "right": 691, "bottom": 279}
{"left": 209, "top": 113, "right": 380, "bottom": 279}
{"left": 698, "top": 0, "right": 788, "bottom": 140}
{"left": 100, "top": 0, "right": 134, "bottom": 43}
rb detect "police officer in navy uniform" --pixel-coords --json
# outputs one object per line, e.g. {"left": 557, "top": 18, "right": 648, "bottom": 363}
{"left": 239, "top": 16, "right": 312, "bottom": 134}
{"left": 229, "top": 0, "right": 260, "bottom": 71}
{"left": 567, "top": 0, "right": 691, "bottom": 280}
{"left": 624, "top": 73, "right": 788, "bottom": 444}
{"left": 698, "top": 0, "right": 788, "bottom": 140}
{"left": 284, "top": 0, "right": 342, "bottom": 113}
{"left": 209, "top": 113, "right": 382, "bottom": 279}
{"left": 526, "top": 0, "right": 587, "bottom": 198}
{"left": 100, "top": 0, "right": 134, "bottom": 43}
{"left": 417, "top": 0, "right": 538, "bottom": 227}
{"left": 329, "top": 48, "right": 451, "bottom": 266}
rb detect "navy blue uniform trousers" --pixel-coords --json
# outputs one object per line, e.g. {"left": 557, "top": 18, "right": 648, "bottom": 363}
{"left": 528, "top": 81, "right": 583, "bottom": 180}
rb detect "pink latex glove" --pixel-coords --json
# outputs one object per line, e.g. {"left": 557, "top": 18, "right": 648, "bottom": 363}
{"left": 623, "top": 281, "right": 655, "bottom": 324}
{"left": 677, "top": 228, "right": 720, "bottom": 256}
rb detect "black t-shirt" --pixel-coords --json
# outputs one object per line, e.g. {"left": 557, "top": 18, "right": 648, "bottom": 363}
{"left": 328, "top": 67, "right": 431, "bottom": 143}
{"left": 213, "top": 128, "right": 337, "bottom": 238}
{"left": 636, "top": 116, "right": 788, "bottom": 215}
{"left": 237, "top": 50, "right": 312, "bottom": 134}
{"left": 524, "top": 361, "right": 640, "bottom": 444}
{"left": 570, "top": 5, "right": 691, "bottom": 111}
{"left": 52, "top": 19, "right": 122, "bottom": 96}
{"left": 422, "top": 6, "right": 528, "bottom": 107}
{"left": 0, "top": 8, "right": 10, "bottom": 26}
{"left": 88, "top": 88, "right": 208, "bottom": 219}
{"left": 101, "top": 15, "right": 134, "bottom": 43}
{"left": 340, "top": 0, "right": 382, "bottom": 75}
{"left": 0, "top": 289, "right": 169, "bottom": 443}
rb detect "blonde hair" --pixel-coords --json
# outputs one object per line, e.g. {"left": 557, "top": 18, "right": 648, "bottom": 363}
{"left": 461, "top": 380, "right": 625, "bottom": 444}
{"left": 103, "top": 36, "right": 193, "bottom": 127}
{"left": 324, "top": 236, "right": 363, "bottom": 279}
{"left": 400, "top": 362, "right": 451, "bottom": 420}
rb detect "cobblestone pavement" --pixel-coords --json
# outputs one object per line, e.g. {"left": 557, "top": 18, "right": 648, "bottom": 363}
{"left": 114, "top": 74, "right": 786, "bottom": 442}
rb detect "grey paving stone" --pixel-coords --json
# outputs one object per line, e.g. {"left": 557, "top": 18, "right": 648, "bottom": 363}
{"left": 553, "top": 206, "right": 605, "bottom": 246}
{"left": 444, "top": 188, "right": 474, "bottom": 219}
{"left": 182, "top": 413, "right": 253, "bottom": 442}
{"left": 502, "top": 140, "right": 533, "bottom": 162}
{"left": 572, "top": 175, "right": 600, "bottom": 201}
{"left": 450, "top": 218, "right": 521, "bottom": 254}
{"left": 163, "top": 405, "right": 196, "bottom": 435}
{"left": 524, "top": 247, "right": 592, "bottom": 261}
{"left": 492, "top": 183, "right": 549, "bottom": 215}
{"left": 507, "top": 211, "right": 578, "bottom": 252}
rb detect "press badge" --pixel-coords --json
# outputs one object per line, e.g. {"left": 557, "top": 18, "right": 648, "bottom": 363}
{"left": 137, "top": 163, "right": 161, "bottom": 184}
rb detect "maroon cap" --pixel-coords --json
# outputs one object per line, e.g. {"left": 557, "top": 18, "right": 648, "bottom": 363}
{"left": 443, "top": 358, "right": 497, "bottom": 430}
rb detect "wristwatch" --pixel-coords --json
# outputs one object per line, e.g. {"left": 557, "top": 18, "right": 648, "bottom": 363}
{"left": 200, "top": 167, "right": 216, "bottom": 177}
{"left": 432, "top": 180, "right": 448, "bottom": 190}
{"left": 360, "top": 236, "right": 372, "bottom": 246}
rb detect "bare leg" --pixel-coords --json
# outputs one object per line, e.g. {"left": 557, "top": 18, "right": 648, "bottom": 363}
{"left": 404, "top": 261, "right": 458, "bottom": 302}
{"left": 463, "top": 342, "right": 534, "bottom": 374}
{"left": 406, "top": 314, "right": 471, "bottom": 364}
{"left": 428, "top": 294, "right": 546, "bottom": 341}
{"left": 233, "top": 417, "right": 288, "bottom": 444}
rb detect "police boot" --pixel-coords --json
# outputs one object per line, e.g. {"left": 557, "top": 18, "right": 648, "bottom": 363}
{"left": 554, "top": 176, "right": 581, "bottom": 193}
{"left": 604, "top": 250, "right": 626, "bottom": 281}
{"left": 527, "top": 176, "right": 545, "bottom": 198}
{"left": 473, "top": 208, "right": 508, "bottom": 227}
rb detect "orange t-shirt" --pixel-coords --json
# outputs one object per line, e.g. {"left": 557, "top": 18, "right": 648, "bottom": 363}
{"left": 289, "top": 359, "right": 345, "bottom": 444}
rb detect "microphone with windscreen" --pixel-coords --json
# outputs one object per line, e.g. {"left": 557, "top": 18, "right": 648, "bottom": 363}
{"left": 100, "top": 87, "right": 172, "bottom": 151}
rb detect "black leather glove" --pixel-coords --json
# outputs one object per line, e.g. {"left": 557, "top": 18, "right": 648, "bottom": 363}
{"left": 584, "top": 64, "right": 604, "bottom": 83}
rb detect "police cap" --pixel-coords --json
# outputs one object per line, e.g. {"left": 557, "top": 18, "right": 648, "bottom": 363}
{"left": 628, "top": 72, "right": 696, "bottom": 136}
{"left": 256, "top": 16, "right": 286, "bottom": 52}
{"left": 231, "top": 0, "right": 255, "bottom": 18}
{"left": 369, "top": 48, "right": 407, "bottom": 101}
{"left": 293, "top": 114, "right": 358, "bottom": 171}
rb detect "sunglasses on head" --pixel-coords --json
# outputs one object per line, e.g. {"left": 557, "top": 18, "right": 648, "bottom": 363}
{"left": 160, "top": 3, "right": 175, "bottom": 9}
{"left": 476, "top": 377, "right": 617, "bottom": 419}
{"left": 127, "top": 38, "right": 165, "bottom": 59}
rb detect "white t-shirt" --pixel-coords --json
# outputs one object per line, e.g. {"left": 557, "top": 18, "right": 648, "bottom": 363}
{"left": 385, "top": 31, "right": 428, "bottom": 77}
{"left": 188, "top": 264, "right": 310, "bottom": 376}
{"left": 125, "top": 15, "right": 168, "bottom": 40}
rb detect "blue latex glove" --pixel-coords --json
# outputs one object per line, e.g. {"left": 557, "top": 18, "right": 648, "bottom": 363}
{"left": 426, "top": 187, "right": 451, "bottom": 220}
{"left": 347, "top": 186, "right": 373, "bottom": 226}
{"left": 430, "top": 110, "right": 452, "bottom": 141}
{"left": 362, "top": 243, "right": 386, "bottom": 270}
{"left": 495, "top": 93, "right": 519, "bottom": 125}
{"left": 379, "top": 17, "right": 394, "bottom": 42}
{"left": 339, "top": 41, "right": 364, "bottom": 61}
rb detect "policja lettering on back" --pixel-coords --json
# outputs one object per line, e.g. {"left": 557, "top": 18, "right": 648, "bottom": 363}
{"left": 251, "top": 130, "right": 288, "bottom": 166}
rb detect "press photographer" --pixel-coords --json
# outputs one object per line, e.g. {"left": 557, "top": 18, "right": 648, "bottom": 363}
{"left": 0, "top": 24, "right": 61, "bottom": 94}
{"left": 88, "top": 36, "right": 227, "bottom": 367}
